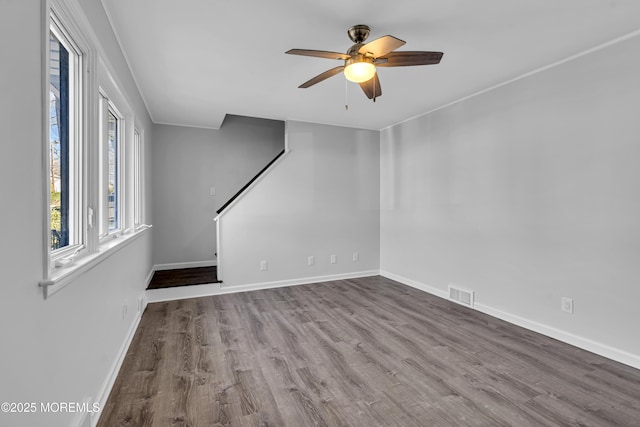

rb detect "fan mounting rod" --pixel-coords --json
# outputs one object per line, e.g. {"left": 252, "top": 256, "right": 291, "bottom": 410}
{"left": 347, "top": 25, "right": 370, "bottom": 43}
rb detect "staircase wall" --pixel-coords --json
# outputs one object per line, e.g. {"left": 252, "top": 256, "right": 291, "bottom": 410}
{"left": 151, "top": 115, "right": 284, "bottom": 266}
{"left": 218, "top": 120, "right": 380, "bottom": 287}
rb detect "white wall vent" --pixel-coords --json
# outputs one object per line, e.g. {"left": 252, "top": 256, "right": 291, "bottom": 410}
{"left": 448, "top": 284, "right": 474, "bottom": 308}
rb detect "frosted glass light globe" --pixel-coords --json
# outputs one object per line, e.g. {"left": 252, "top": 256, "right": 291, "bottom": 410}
{"left": 344, "top": 61, "right": 376, "bottom": 83}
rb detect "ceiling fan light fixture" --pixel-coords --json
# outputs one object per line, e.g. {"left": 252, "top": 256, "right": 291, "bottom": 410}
{"left": 343, "top": 58, "right": 376, "bottom": 83}
{"left": 286, "top": 24, "right": 442, "bottom": 101}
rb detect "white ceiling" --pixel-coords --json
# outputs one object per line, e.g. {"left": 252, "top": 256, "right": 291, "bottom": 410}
{"left": 101, "top": 0, "right": 640, "bottom": 130}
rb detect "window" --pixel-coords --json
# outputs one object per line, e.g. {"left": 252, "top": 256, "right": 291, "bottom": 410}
{"left": 107, "top": 109, "right": 120, "bottom": 231}
{"left": 49, "top": 13, "right": 83, "bottom": 255}
{"left": 99, "top": 96, "right": 123, "bottom": 236}
{"left": 42, "top": 1, "right": 150, "bottom": 298}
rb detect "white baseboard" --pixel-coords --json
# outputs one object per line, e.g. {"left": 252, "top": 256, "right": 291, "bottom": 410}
{"left": 379, "top": 270, "right": 640, "bottom": 370}
{"left": 153, "top": 260, "right": 217, "bottom": 271}
{"left": 221, "top": 270, "right": 380, "bottom": 295}
{"left": 144, "top": 266, "right": 155, "bottom": 289}
{"left": 473, "top": 303, "right": 640, "bottom": 370}
{"left": 146, "top": 270, "right": 380, "bottom": 304}
{"left": 91, "top": 290, "right": 148, "bottom": 427}
{"left": 380, "top": 270, "right": 448, "bottom": 299}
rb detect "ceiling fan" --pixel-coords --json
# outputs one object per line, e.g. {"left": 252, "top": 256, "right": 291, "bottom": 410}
{"left": 286, "top": 24, "right": 443, "bottom": 102}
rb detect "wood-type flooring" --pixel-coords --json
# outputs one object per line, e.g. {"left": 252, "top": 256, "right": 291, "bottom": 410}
{"left": 99, "top": 276, "right": 640, "bottom": 426}
{"left": 147, "top": 266, "right": 220, "bottom": 290}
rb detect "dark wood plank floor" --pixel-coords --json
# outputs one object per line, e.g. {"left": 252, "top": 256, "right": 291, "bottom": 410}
{"left": 100, "top": 276, "right": 640, "bottom": 426}
{"left": 147, "top": 266, "right": 220, "bottom": 290}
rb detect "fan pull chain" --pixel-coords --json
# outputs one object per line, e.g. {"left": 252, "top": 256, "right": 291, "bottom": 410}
{"left": 345, "top": 78, "right": 349, "bottom": 111}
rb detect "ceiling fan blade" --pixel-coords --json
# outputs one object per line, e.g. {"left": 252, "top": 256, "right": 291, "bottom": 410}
{"left": 299, "top": 66, "right": 345, "bottom": 88}
{"left": 359, "top": 73, "right": 382, "bottom": 100}
{"left": 286, "top": 49, "right": 350, "bottom": 60}
{"left": 376, "top": 51, "right": 443, "bottom": 67}
{"left": 359, "top": 35, "right": 405, "bottom": 57}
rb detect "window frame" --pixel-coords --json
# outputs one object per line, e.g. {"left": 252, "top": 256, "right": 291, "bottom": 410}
{"left": 98, "top": 92, "right": 125, "bottom": 239}
{"left": 46, "top": 8, "right": 86, "bottom": 265}
{"left": 133, "top": 128, "right": 144, "bottom": 228}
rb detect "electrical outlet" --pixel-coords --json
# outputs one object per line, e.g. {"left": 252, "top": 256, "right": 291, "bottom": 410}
{"left": 352, "top": 252, "right": 359, "bottom": 262}
{"left": 260, "top": 260, "right": 268, "bottom": 271}
{"left": 121, "top": 304, "right": 127, "bottom": 320}
{"left": 209, "top": 186, "right": 216, "bottom": 196}
{"left": 330, "top": 254, "right": 337, "bottom": 264}
{"left": 561, "top": 297, "right": 574, "bottom": 314}
{"left": 308, "top": 256, "right": 315, "bottom": 266}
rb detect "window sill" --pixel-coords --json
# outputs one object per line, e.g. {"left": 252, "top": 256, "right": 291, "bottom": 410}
{"left": 39, "top": 225, "right": 152, "bottom": 299}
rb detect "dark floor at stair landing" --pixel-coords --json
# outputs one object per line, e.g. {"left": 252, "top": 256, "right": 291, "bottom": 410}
{"left": 147, "top": 266, "right": 220, "bottom": 290}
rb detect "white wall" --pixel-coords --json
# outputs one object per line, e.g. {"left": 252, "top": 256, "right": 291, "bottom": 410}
{"left": 380, "top": 34, "right": 640, "bottom": 365}
{"left": 0, "top": 1, "right": 154, "bottom": 426}
{"left": 151, "top": 115, "right": 284, "bottom": 266}
{"left": 218, "top": 121, "right": 380, "bottom": 287}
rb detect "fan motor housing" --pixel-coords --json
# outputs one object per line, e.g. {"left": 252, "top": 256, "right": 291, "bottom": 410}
{"left": 344, "top": 54, "right": 374, "bottom": 68}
